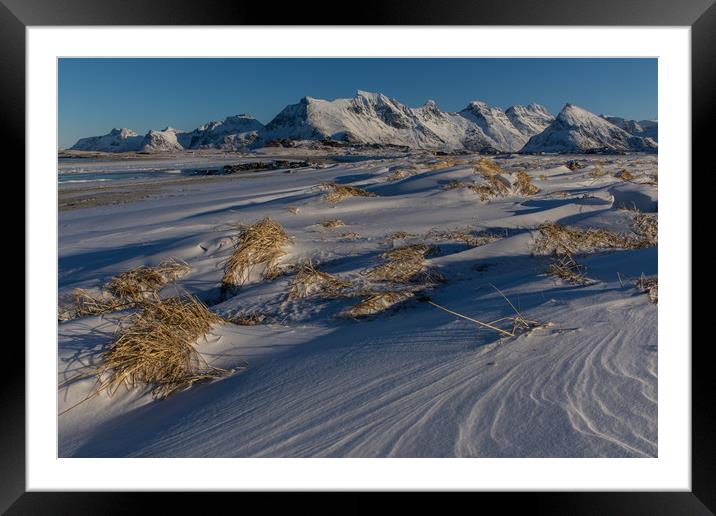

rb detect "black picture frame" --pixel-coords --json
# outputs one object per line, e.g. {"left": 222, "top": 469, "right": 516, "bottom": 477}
{"left": 6, "top": 0, "right": 712, "bottom": 513}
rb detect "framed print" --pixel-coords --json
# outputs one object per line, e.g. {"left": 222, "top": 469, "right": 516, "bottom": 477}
{"left": 6, "top": 0, "right": 713, "bottom": 512}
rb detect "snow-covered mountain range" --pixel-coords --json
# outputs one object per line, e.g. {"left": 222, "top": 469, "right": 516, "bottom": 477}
{"left": 68, "top": 91, "right": 657, "bottom": 154}
{"left": 522, "top": 104, "right": 657, "bottom": 154}
{"left": 600, "top": 115, "right": 658, "bottom": 142}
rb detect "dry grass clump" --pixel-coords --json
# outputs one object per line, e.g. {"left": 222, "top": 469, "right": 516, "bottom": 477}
{"left": 588, "top": 166, "right": 607, "bottom": 178}
{"left": 535, "top": 222, "right": 640, "bottom": 256}
{"left": 514, "top": 171, "right": 540, "bottom": 196}
{"left": 616, "top": 169, "right": 634, "bottom": 181}
{"left": 632, "top": 212, "right": 658, "bottom": 245}
{"left": 442, "top": 180, "right": 466, "bottom": 190}
{"left": 95, "top": 295, "right": 228, "bottom": 400}
{"left": 321, "top": 182, "right": 377, "bottom": 203}
{"left": 386, "top": 169, "right": 410, "bottom": 181}
{"left": 321, "top": 218, "right": 345, "bottom": 229}
{"left": 383, "top": 243, "right": 440, "bottom": 260}
{"left": 229, "top": 312, "right": 267, "bottom": 325}
{"left": 547, "top": 254, "right": 593, "bottom": 285}
{"left": 539, "top": 174, "right": 548, "bottom": 181}
{"left": 467, "top": 174, "right": 510, "bottom": 201}
{"left": 105, "top": 259, "right": 191, "bottom": 304}
{"left": 60, "top": 259, "right": 192, "bottom": 320}
{"left": 468, "top": 181, "right": 507, "bottom": 202}
{"left": 566, "top": 160, "right": 583, "bottom": 171}
{"left": 428, "top": 284, "right": 544, "bottom": 339}
{"left": 337, "top": 231, "right": 361, "bottom": 240}
{"left": 424, "top": 158, "right": 465, "bottom": 171}
{"left": 340, "top": 291, "right": 415, "bottom": 318}
{"left": 474, "top": 157, "right": 502, "bottom": 176}
{"left": 365, "top": 243, "right": 440, "bottom": 284}
{"left": 387, "top": 231, "right": 413, "bottom": 241}
{"left": 62, "top": 288, "right": 132, "bottom": 320}
{"left": 286, "top": 261, "right": 351, "bottom": 301}
{"left": 636, "top": 274, "right": 658, "bottom": 303}
{"left": 221, "top": 217, "right": 292, "bottom": 293}
{"left": 430, "top": 228, "right": 501, "bottom": 248}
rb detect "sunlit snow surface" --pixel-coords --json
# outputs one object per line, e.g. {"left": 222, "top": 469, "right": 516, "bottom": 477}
{"left": 58, "top": 152, "right": 657, "bottom": 457}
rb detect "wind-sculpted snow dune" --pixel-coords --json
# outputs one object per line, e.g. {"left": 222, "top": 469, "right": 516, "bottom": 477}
{"left": 58, "top": 152, "right": 658, "bottom": 457}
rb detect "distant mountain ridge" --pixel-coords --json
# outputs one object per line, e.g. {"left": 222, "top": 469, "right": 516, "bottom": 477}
{"left": 522, "top": 104, "right": 657, "bottom": 154}
{"left": 600, "top": 115, "right": 658, "bottom": 142}
{"left": 68, "top": 91, "right": 657, "bottom": 154}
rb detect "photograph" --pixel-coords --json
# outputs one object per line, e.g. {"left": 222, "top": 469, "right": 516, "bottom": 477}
{"left": 56, "top": 57, "right": 660, "bottom": 459}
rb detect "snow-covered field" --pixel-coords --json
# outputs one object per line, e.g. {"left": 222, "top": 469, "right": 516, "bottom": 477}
{"left": 58, "top": 152, "right": 658, "bottom": 458}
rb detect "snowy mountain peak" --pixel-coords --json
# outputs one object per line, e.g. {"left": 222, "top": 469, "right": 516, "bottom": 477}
{"left": 109, "top": 128, "right": 138, "bottom": 137}
{"left": 71, "top": 127, "right": 144, "bottom": 152}
{"left": 180, "top": 114, "right": 264, "bottom": 150}
{"left": 459, "top": 101, "right": 530, "bottom": 152}
{"left": 521, "top": 103, "right": 657, "bottom": 153}
{"left": 419, "top": 99, "right": 442, "bottom": 116}
{"left": 528, "top": 102, "right": 549, "bottom": 112}
{"left": 504, "top": 103, "right": 555, "bottom": 140}
{"left": 507, "top": 103, "right": 551, "bottom": 118}
{"left": 355, "top": 90, "right": 389, "bottom": 102}
{"left": 556, "top": 103, "right": 597, "bottom": 124}
{"left": 141, "top": 128, "right": 183, "bottom": 153}
{"left": 466, "top": 100, "right": 489, "bottom": 110}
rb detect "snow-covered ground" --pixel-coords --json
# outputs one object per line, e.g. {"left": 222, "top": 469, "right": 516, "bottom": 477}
{"left": 58, "top": 152, "right": 658, "bottom": 457}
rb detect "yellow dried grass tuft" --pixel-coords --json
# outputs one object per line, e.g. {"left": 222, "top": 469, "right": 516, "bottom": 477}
{"left": 221, "top": 217, "right": 293, "bottom": 293}
{"left": 387, "top": 231, "right": 413, "bottom": 241}
{"left": 60, "top": 259, "right": 192, "bottom": 320}
{"left": 105, "top": 259, "right": 191, "bottom": 304}
{"left": 632, "top": 211, "right": 658, "bottom": 245}
{"left": 429, "top": 228, "right": 502, "bottom": 248}
{"left": 424, "top": 158, "right": 465, "bottom": 171}
{"left": 286, "top": 261, "right": 351, "bottom": 301}
{"left": 428, "top": 284, "right": 544, "bottom": 339}
{"left": 547, "top": 253, "right": 593, "bottom": 285}
{"left": 386, "top": 169, "right": 410, "bottom": 181}
{"left": 95, "top": 295, "right": 228, "bottom": 400}
{"left": 535, "top": 222, "right": 642, "bottom": 256}
{"left": 442, "top": 180, "right": 466, "bottom": 190}
{"left": 365, "top": 243, "right": 440, "bottom": 284}
{"left": 588, "top": 166, "right": 607, "bottom": 178}
{"left": 636, "top": 274, "right": 658, "bottom": 303}
{"left": 616, "top": 169, "right": 634, "bottom": 181}
{"left": 473, "top": 157, "right": 502, "bottom": 176}
{"left": 467, "top": 171, "right": 510, "bottom": 201}
{"left": 321, "top": 182, "right": 377, "bottom": 203}
{"left": 340, "top": 291, "right": 415, "bottom": 318}
{"left": 514, "top": 170, "right": 540, "bottom": 196}
{"left": 64, "top": 288, "right": 133, "bottom": 320}
{"left": 321, "top": 218, "right": 345, "bottom": 229}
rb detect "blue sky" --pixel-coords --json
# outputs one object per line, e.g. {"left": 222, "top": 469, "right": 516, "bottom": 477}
{"left": 58, "top": 58, "right": 657, "bottom": 149}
